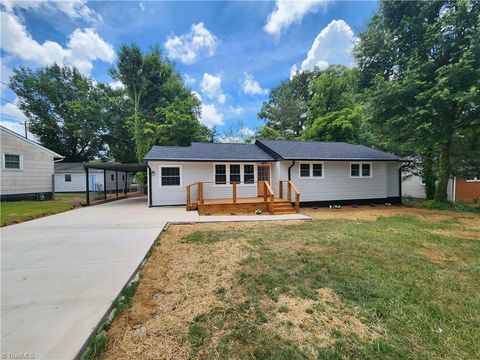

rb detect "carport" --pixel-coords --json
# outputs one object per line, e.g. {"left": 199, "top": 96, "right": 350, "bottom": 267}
{"left": 84, "top": 163, "right": 147, "bottom": 205}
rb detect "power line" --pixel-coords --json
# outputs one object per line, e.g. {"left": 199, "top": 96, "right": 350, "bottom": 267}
{"left": 1, "top": 97, "right": 16, "bottom": 105}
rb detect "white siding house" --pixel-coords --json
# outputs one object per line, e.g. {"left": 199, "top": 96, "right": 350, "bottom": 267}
{"left": 1, "top": 125, "right": 63, "bottom": 200}
{"left": 145, "top": 141, "right": 405, "bottom": 207}
{"left": 54, "top": 162, "right": 131, "bottom": 193}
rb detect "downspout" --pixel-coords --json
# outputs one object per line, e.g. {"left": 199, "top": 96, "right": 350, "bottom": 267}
{"left": 287, "top": 160, "right": 296, "bottom": 181}
{"left": 147, "top": 164, "right": 153, "bottom": 207}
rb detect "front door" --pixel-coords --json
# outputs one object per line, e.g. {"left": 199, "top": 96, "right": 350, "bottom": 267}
{"left": 257, "top": 164, "right": 271, "bottom": 197}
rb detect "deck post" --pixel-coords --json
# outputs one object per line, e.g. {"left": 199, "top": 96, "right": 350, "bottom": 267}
{"left": 233, "top": 182, "right": 237, "bottom": 203}
{"left": 270, "top": 192, "right": 274, "bottom": 214}
{"left": 263, "top": 182, "right": 267, "bottom": 202}
{"left": 287, "top": 181, "right": 292, "bottom": 203}
{"left": 295, "top": 193, "right": 300, "bottom": 212}
{"left": 198, "top": 182, "right": 204, "bottom": 204}
{"left": 279, "top": 181, "right": 283, "bottom": 199}
{"left": 186, "top": 185, "right": 191, "bottom": 210}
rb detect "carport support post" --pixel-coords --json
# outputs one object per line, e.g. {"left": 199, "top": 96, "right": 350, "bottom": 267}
{"left": 115, "top": 170, "right": 119, "bottom": 197}
{"left": 103, "top": 170, "right": 107, "bottom": 200}
{"left": 85, "top": 167, "right": 90, "bottom": 206}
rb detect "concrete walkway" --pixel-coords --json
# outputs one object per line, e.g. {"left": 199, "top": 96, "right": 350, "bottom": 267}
{"left": 1, "top": 197, "right": 308, "bottom": 359}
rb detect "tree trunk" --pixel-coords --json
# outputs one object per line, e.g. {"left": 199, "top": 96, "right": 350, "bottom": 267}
{"left": 435, "top": 142, "right": 452, "bottom": 202}
{"left": 421, "top": 151, "right": 436, "bottom": 200}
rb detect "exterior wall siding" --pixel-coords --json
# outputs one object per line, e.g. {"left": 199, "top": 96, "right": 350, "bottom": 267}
{"left": 149, "top": 161, "right": 261, "bottom": 206}
{"left": 455, "top": 177, "right": 480, "bottom": 203}
{"left": 148, "top": 160, "right": 402, "bottom": 206}
{"left": 54, "top": 170, "right": 130, "bottom": 193}
{"left": 277, "top": 160, "right": 391, "bottom": 202}
{"left": 1, "top": 129, "right": 55, "bottom": 196}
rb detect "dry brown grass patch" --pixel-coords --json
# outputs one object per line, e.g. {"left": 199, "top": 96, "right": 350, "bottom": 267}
{"left": 427, "top": 228, "right": 480, "bottom": 240}
{"left": 262, "top": 288, "right": 383, "bottom": 357}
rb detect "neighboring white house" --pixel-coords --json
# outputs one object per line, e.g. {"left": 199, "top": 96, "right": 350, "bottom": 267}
{"left": 1, "top": 125, "right": 63, "bottom": 201}
{"left": 54, "top": 162, "right": 131, "bottom": 193}
{"left": 144, "top": 140, "right": 405, "bottom": 208}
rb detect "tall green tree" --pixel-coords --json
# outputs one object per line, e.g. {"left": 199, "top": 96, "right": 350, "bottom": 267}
{"left": 355, "top": 0, "right": 480, "bottom": 201}
{"left": 9, "top": 64, "right": 107, "bottom": 161}
{"left": 112, "top": 44, "right": 209, "bottom": 160}
{"left": 258, "top": 69, "right": 319, "bottom": 137}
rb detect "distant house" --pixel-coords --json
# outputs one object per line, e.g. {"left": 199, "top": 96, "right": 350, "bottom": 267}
{"left": 144, "top": 140, "right": 405, "bottom": 214}
{"left": 1, "top": 125, "right": 63, "bottom": 201}
{"left": 54, "top": 162, "right": 131, "bottom": 193}
{"left": 403, "top": 174, "right": 480, "bottom": 203}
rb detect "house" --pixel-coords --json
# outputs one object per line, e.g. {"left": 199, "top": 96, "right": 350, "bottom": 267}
{"left": 1, "top": 125, "right": 63, "bottom": 201}
{"left": 403, "top": 174, "right": 480, "bottom": 203}
{"left": 144, "top": 140, "right": 405, "bottom": 214}
{"left": 54, "top": 162, "right": 132, "bottom": 194}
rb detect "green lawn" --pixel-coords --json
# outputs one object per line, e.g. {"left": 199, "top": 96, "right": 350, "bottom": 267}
{"left": 0, "top": 194, "right": 83, "bottom": 226}
{"left": 103, "top": 210, "right": 480, "bottom": 359}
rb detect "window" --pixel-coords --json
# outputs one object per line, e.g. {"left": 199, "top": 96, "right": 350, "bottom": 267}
{"left": 215, "top": 164, "right": 227, "bottom": 184}
{"left": 64, "top": 174, "right": 72, "bottom": 182}
{"left": 351, "top": 162, "right": 372, "bottom": 178}
{"left": 244, "top": 164, "right": 254, "bottom": 184}
{"left": 110, "top": 173, "right": 115, "bottom": 181}
{"left": 420, "top": 177, "right": 426, "bottom": 185}
{"left": 300, "top": 163, "right": 310, "bottom": 177}
{"left": 230, "top": 164, "right": 241, "bottom": 183}
{"left": 122, "top": 174, "right": 125, "bottom": 181}
{"left": 466, "top": 176, "right": 479, "bottom": 182}
{"left": 161, "top": 166, "right": 181, "bottom": 186}
{"left": 3, "top": 154, "right": 21, "bottom": 170}
{"left": 312, "top": 163, "right": 323, "bottom": 177}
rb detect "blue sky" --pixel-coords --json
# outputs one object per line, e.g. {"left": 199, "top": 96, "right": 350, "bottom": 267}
{"left": 0, "top": 0, "right": 378, "bottom": 139}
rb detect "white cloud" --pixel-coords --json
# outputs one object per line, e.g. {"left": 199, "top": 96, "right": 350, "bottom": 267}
{"left": 290, "top": 64, "right": 299, "bottom": 79}
{"left": 294, "top": 19, "right": 356, "bottom": 72}
{"left": 164, "top": 22, "right": 217, "bottom": 64}
{"left": 139, "top": 2, "right": 145, "bottom": 12}
{"left": 242, "top": 73, "right": 268, "bottom": 95}
{"left": 201, "top": 73, "right": 226, "bottom": 104}
{"left": 264, "top": 0, "right": 329, "bottom": 36}
{"left": 229, "top": 105, "right": 245, "bottom": 115}
{"left": 200, "top": 103, "right": 224, "bottom": 128}
{"left": 0, "top": 11, "right": 115, "bottom": 75}
{"left": 239, "top": 127, "right": 254, "bottom": 137}
{"left": 218, "top": 128, "right": 254, "bottom": 143}
{"left": 1, "top": 100, "right": 27, "bottom": 122}
{"left": 183, "top": 73, "right": 196, "bottom": 86}
{"left": 2, "top": 0, "right": 101, "bottom": 23}
{"left": 1, "top": 60, "right": 13, "bottom": 96}
{"left": 109, "top": 80, "right": 125, "bottom": 90}
{"left": 192, "top": 91, "right": 224, "bottom": 129}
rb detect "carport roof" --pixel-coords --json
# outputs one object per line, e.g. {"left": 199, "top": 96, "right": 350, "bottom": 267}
{"left": 83, "top": 163, "right": 147, "bottom": 172}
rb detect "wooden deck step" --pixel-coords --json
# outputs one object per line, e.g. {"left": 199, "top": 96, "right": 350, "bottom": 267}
{"left": 272, "top": 201, "right": 296, "bottom": 214}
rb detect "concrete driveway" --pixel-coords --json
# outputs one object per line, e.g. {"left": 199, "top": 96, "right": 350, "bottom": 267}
{"left": 1, "top": 197, "right": 308, "bottom": 359}
{"left": 1, "top": 197, "right": 194, "bottom": 360}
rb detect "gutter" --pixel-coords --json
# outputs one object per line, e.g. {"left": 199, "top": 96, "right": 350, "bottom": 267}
{"left": 288, "top": 160, "right": 296, "bottom": 181}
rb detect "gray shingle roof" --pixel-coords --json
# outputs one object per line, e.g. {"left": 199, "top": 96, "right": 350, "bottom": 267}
{"left": 55, "top": 162, "right": 88, "bottom": 173}
{"left": 144, "top": 142, "right": 275, "bottom": 162}
{"left": 256, "top": 140, "right": 402, "bottom": 161}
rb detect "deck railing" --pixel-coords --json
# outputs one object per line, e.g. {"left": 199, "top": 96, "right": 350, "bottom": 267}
{"left": 186, "top": 180, "right": 275, "bottom": 213}
{"left": 279, "top": 180, "right": 300, "bottom": 212}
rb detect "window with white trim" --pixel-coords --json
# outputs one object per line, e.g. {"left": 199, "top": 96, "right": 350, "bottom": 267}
{"left": 65, "top": 174, "right": 72, "bottom": 182}
{"left": 215, "top": 164, "right": 227, "bottom": 184}
{"left": 466, "top": 176, "right": 479, "bottom": 182}
{"left": 3, "top": 154, "right": 21, "bottom": 169}
{"left": 351, "top": 162, "right": 372, "bottom": 177}
{"left": 230, "top": 164, "right": 241, "bottom": 183}
{"left": 110, "top": 173, "right": 115, "bottom": 181}
{"left": 161, "top": 166, "right": 181, "bottom": 186}
{"left": 299, "top": 163, "right": 323, "bottom": 178}
{"left": 244, "top": 164, "right": 254, "bottom": 184}
{"left": 300, "top": 163, "right": 310, "bottom": 178}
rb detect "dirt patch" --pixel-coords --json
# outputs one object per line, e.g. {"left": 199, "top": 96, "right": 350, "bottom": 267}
{"left": 263, "top": 288, "right": 383, "bottom": 357}
{"left": 303, "top": 206, "right": 480, "bottom": 231}
{"left": 101, "top": 221, "right": 297, "bottom": 360}
{"left": 418, "top": 248, "right": 448, "bottom": 264}
{"left": 428, "top": 229, "right": 480, "bottom": 240}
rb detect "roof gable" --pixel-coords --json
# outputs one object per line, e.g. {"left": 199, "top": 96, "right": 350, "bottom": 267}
{"left": 1, "top": 125, "right": 63, "bottom": 158}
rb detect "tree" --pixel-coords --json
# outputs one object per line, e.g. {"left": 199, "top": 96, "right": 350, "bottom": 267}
{"left": 251, "top": 125, "right": 293, "bottom": 140}
{"left": 258, "top": 68, "right": 319, "bottom": 136}
{"left": 101, "top": 86, "right": 137, "bottom": 162}
{"left": 355, "top": 0, "right": 480, "bottom": 201}
{"left": 302, "top": 105, "right": 365, "bottom": 143}
{"left": 9, "top": 64, "right": 107, "bottom": 162}
{"left": 112, "top": 44, "right": 209, "bottom": 160}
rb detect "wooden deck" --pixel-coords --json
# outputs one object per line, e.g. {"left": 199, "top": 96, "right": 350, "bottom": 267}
{"left": 186, "top": 180, "right": 300, "bottom": 215}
